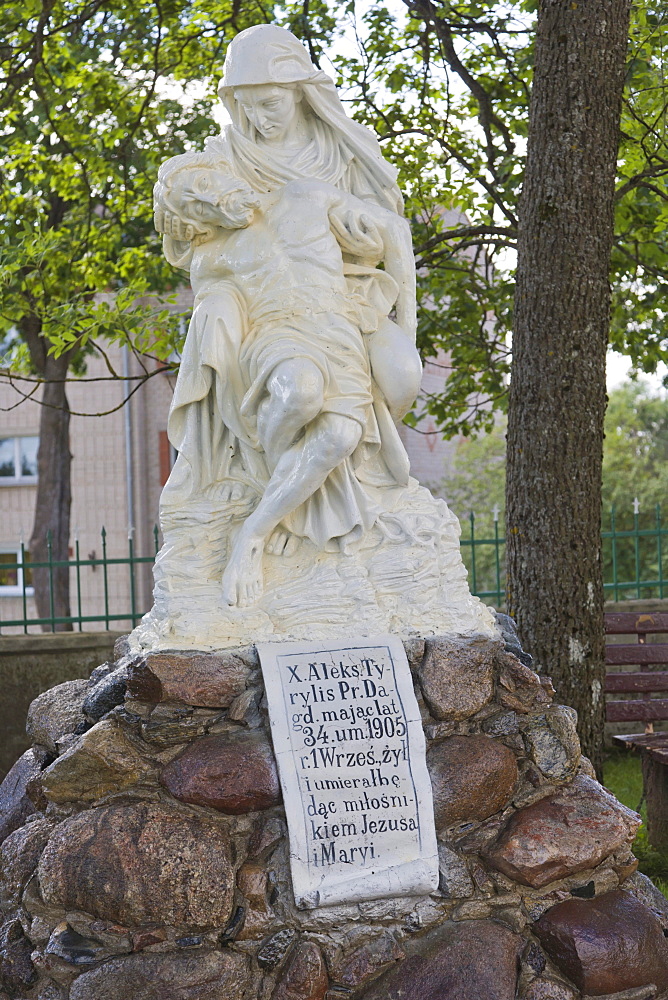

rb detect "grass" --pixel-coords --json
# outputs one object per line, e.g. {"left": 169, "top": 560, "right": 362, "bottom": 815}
{"left": 603, "top": 749, "right": 668, "bottom": 897}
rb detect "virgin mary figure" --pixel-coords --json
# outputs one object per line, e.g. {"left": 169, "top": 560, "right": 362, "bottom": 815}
{"left": 141, "top": 23, "right": 492, "bottom": 645}
{"left": 212, "top": 22, "right": 403, "bottom": 212}
{"left": 158, "top": 24, "right": 422, "bottom": 604}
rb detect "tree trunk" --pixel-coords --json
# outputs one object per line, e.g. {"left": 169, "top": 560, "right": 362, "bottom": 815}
{"left": 29, "top": 353, "right": 73, "bottom": 631}
{"left": 505, "top": 0, "right": 631, "bottom": 774}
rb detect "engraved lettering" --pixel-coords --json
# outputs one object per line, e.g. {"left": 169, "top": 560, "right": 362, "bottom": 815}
{"left": 258, "top": 637, "right": 438, "bottom": 908}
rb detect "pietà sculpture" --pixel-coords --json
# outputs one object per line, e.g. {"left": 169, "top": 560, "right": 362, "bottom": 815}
{"left": 133, "top": 23, "right": 495, "bottom": 649}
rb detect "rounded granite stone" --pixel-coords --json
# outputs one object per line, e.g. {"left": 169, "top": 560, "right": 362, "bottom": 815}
{"left": 427, "top": 735, "right": 519, "bottom": 829}
{"left": 521, "top": 705, "right": 581, "bottom": 781}
{"left": 26, "top": 679, "right": 89, "bottom": 754}
{"left": 0, "top": 750, "right": 39, "bottom": 844}
{"left": 41, "top": 718, "right": 154, "bottom": 804}
{"left": 38, "top": 802, "right": 235, "bottom": 929}
{"left": 0, "top": 815, "right": 54, "bottom": 911}
{"left": 534, "top": 889, "right": 668, "bottom": 995}
{"left": 271, "top": 941, "right": 328, "bottom": 1000}
{"left": 127, "top": 650, "right": 252, "bottom": 708}
{"left": 483, "top": 775, "right": 640, "bottom": 889}
{"left": 69, "top": 950, "right": 252, "bottom": 1000}
{"left": 360, "top": 919, "right": 522, "bottom": 1000}
{"left": 0, "top": 918, "right": 36, "bottom": 993}
{"left": 329, "top": 934, "right": 404, "bottom": 993}
{"left": 419, "top": 637, "right": 497, "bottom": 721}
{"left": 160, "top": 730, "right": 281, "bottom": 814}
{"left": 521, "top": 979, "right": 578, "bottom": 1000}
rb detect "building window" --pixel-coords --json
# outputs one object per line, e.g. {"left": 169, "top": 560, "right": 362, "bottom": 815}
{"left": 0, "top": 436, "right": 38, "bottom": 483}
{"left": 0, "top": 550, "right": 34, "bottom": 596}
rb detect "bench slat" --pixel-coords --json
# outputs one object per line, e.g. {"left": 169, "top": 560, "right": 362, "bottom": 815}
{"left": 605, "top": 672, "right": 668, "bottom": 692}
{"left": 606, "top": 698, "right": 668, "bottom": 722}
{"left": 612, "top": 733, "right": 668, "bottom": 748}
{"left": 605, "top": 612, "right": 668, "bottom": 634}
{"left": 605, "top": 644, "right": 668, "bottom": 665}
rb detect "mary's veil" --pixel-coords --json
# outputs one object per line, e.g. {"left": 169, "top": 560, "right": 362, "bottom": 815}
{"left": 215, "top": 23, "right": 403, "bottom": 215}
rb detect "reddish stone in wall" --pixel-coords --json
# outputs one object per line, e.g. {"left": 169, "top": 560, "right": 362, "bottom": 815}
{"left": 127, "top": 650, "right": 252, "bottom": 707}
{"left": 361, "top": 920, "right": 522, "bottom": 1000}
{"left": 330, "top": 935, "right": 404, "bottom": 992}
{"left": 419, "top": 637, "right": 497, "bottom": 721}
{"left": 534, "top": 889, "right": 668, "bottom": 995}
{"left": 160, "top": 731, "right": 281, "bottom": 814}
{"left": 428, "top": 735, "right": 518, "bottom": 829}
{"left": 483, "top": 775, "right": 640, "bottom": 888}
{"left": 38, "top": 803, "right": 235, "bottom": 929}
{"left": 271, "top": 941, "right": 328, "bottom": 1000}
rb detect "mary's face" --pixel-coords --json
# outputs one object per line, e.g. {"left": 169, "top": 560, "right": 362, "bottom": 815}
{"left": 233, "top": 84, "right": 303, "bottom": 143}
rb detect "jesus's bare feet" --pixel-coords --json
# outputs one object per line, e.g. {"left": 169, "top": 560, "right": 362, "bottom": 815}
{"left": 222, "top": 529, "right": 265, "bottom": 607}
{"left": 266, "top": 528, "right": 299, "bottom": 557}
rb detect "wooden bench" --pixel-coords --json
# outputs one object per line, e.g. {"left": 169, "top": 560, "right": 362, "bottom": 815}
{"left": 605, "top": 611, "right": 668, "bottom": 850}
{"left": 605, "top": 611, "right": 668, "bottom": 731}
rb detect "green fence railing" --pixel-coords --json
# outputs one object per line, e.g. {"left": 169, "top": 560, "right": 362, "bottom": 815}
{"left": 0, "top": 526, "right": 160, "bottom": 634}
{"left": 2, "top": 502, "right": 668, "bottom": 632}
{"left": 460, "top": 501, "right": 668, "bottom": 607}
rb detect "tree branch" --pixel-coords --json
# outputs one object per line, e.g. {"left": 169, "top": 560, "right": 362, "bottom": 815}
{"left": 403, "top": 0, "right": 516, "bottom": 163}
{"left": 416, "top": 224, "right": 517, "bottom": 256}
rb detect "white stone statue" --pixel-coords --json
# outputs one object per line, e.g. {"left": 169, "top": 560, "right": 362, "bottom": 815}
{"left": 133, "top": 23, "right": 495, "bottom": 649}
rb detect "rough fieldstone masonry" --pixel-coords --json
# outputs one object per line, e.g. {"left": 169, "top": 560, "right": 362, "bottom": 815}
{"left": 1, "top": 631, "right": 667, "bottom": 999}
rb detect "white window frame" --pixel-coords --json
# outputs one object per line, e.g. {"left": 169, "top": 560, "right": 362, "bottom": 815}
{"left": 0, "top": 548, "right": 34, "bottom": 597}
{"left": 0, "top": 435, "right": 38, "bottom": 485}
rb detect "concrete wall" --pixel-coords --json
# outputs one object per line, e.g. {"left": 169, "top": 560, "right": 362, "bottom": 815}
{"left": 0, "top": 631, "right": 124, "bottom": 779}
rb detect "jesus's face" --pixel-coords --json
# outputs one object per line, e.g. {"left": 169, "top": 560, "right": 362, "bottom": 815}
{"left": 172, "top": 168, "right": 259, "bottom": 231}
{"left": 234, "top": 84, "right": 304, "bottom": 144}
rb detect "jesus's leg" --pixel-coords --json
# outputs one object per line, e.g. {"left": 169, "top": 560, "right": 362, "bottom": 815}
{"left": 257, "top": 357, "right": 324, "bottom": 556}
{"left": 257, "top": 358, "right": 325, "bottom": 469}
{"left": 222, "top": 412, "right": 362, "bottom": 607}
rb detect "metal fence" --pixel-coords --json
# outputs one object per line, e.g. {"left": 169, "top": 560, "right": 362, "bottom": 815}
{"left": 460, "top": 502, "right": 668, "bottom": 607}
{"left": 0, "top": 527, "right": 160, "bottom": 634}
{"left": 2, "top": 502, "right": 667, "bottom": 632}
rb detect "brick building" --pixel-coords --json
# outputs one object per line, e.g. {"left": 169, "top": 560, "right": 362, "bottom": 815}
{"left": 0, "top": 326, "right": 459, "bottom": 632}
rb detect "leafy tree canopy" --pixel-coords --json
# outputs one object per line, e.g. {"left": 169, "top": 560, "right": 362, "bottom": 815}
{"left": 1, "top": 1, "right": 666, "bottom": 430}
{"left": 443, "top": 381, "right": 668, "bottom": 519}
{"left": 602, "top": 380, "right": 668, "bottom": 517}
{"left": 317, "top": 0, "right": 668, "bottom": 435}
{"left": 0, "top": 0, "right": 274, "bottom": 394}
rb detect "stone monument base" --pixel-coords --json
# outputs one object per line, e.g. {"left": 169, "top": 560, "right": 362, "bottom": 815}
{"left": 134, "top": 480, "right": 496, "bottom": 649}
{"left": 1, "top": 626, "right": 668, "bottom": 999}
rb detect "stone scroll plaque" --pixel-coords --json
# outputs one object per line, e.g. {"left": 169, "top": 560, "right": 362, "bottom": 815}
{"left": 258, "top": 635, "right": 439, "bottom": 909}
